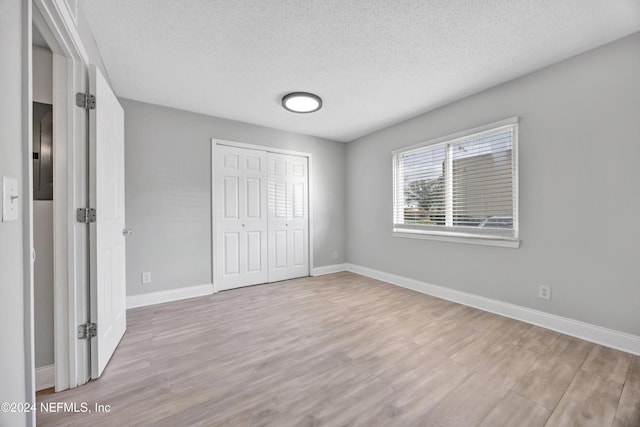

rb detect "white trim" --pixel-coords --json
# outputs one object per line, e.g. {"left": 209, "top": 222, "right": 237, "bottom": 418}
{"left": 34, "top": 0, "right": 88, "bottom": 62}
{"left": 307, "top": 154, "right": 315, "bottom": 284}
{"left": 126, "top": 284, "right": 215, "bottom": 309}
{"left": 391, "top": 116, "right": 519, "bottom": 155}
{"left": 311, "top": 264, "right": 347, "bottom": 276}
{"left": 51, "top": 52, "right": 70, "bottom": 393}
{"left": 345, "top": 263, "right": 640, "bottom": 356}
{"left": 24, "top": 3, "right": 36, "bottom": 425}
{"left": 35, "top": 0, "right": 92, "bottom": 391}
{"left": 512, "top": 124, "right": 520, "bottom": 238}
{"left": 36, "top": 365, "right": 55, "bottom": 391}
{"left": 392, "top": 231, "right": 520, "bottom": 248}
{"left": 211, "top": 142, "right": 216, "bottom": 291}
{"left": 212, "top": 138, "right": 312, "bottom": 158}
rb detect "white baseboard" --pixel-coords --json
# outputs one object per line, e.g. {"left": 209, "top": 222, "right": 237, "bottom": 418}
{"left": 311, "top": 264, "right": 347, "bottom": 276}
{"left": 127, "top": 283, "right": 215, "bottom": 309}
{"left": 36, "top": 364, "right": 55, "bottom": 391}
{"left": 345, "top": 263, "right": 640, "bottom": 356}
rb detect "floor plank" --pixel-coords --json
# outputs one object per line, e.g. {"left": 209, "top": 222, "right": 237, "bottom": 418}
{"left": 35, "top": 272, "right": 640, "bottom": 427}
{"left": 512, "top": 358, "right": 579, "bottom": 409}
{"left": 615, "top": 356, "right": 640, "bottom": 426}
{"left": 512, "top": 325, "right": 561, "bottom": 355}
{"left": 545, "top": 370, "right": 623, "bottom": 427}
{"left": 542, "top": 334, "right": 593, "bottom": 367}
{"left": 581, "top": 344, "right": 631, "bottom": 384}
{"left": 478, "top": 391, "right": 550, "bottom": 427}
{"left": 425, "top": 371, "right": 515, "bottom": 427}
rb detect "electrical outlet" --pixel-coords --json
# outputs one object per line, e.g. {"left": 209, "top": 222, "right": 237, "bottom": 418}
{"left": 333, "top": 251, "right": 339, "bottom": 260}
{"left": 141, "top": 272, "right": 152, "bottom": 284}
{"left": 538, "top": 285, "right": 551, "bottom": 300}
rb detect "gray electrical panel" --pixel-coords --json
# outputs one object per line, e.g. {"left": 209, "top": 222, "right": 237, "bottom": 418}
{"left": 33, "top": 102, "right": 53, "bottom": 200}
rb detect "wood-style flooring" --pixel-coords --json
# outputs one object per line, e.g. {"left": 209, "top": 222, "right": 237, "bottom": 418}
{"left": 37, "top": 272, "right": 640, "bottom": 426}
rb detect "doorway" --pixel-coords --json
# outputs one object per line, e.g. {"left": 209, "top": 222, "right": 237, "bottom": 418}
{"left": 32, "top": 1, "right": 91, "bottom": 392}
{"left": 32, "top": 0, "right": 128, "bottom": 393}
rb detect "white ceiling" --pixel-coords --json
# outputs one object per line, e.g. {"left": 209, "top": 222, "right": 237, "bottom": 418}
{"left": 79, "top": 0, "right": 640, "bottom": 142}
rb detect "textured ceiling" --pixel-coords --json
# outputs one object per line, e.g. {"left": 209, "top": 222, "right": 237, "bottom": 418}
{"left": 79, "top": 0, "right": 640, "bottom": 142}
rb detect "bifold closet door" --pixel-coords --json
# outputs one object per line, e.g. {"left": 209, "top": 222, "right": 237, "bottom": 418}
{"left": 215, "top": 145, "right": 268, "bottom": 290}
{"left": 267, "top": 152, "right": 310, "bottom": 282}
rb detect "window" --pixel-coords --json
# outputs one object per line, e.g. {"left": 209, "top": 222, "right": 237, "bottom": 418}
{"left": 392, "top": 117, "right": 519, "bottom": 247}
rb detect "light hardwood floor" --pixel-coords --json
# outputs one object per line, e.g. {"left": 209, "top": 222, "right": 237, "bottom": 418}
{"left": 37, "top": 272, "right": 640, "bottom": 426}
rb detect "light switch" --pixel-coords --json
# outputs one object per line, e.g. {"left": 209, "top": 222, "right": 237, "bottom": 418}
{"left": 2, "top": 176, "right": 19, "bottom": 222}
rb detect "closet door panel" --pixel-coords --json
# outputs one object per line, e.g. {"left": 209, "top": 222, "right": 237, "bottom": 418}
{"left": 215, "top": 145, "right": 268, "bottom": 290}
{"left": 267, "top": 152, "right": 309, "bottom": 282}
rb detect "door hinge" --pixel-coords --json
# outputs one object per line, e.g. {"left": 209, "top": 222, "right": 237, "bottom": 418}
{"left": 76, "top": 92, "right": 96, "bottom": 110}
{"left": 76, "top": 207, "right": 96, "bottom": 223}
{"left": 78, "top": 323, "right": 97, "bottom": 339}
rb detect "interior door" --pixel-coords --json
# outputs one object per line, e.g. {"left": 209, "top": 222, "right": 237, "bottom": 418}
{"left": 89, "top": 65, "right": 127, "bottom": 379}
{"left": 215, "top": 145, "right": 268, "bottom": 290}
{"left": 267, "top": 152, "right": 309, "bottom": 282}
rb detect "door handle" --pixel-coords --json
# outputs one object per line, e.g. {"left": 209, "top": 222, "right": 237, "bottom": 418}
{"left": 122, "top": 228, "right": 133, "bottom": 237}
{"left": 242, "top": 224, "right": 246, "bottom": 227}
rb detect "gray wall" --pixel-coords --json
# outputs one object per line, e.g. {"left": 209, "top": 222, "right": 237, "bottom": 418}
{"left": 122, "top": 99, "right": 346, "bottom": 296}
{"left": 0, "top": 1, "right": 32, "bottom": 426}
{"left": 346, "top": 32, "right": 640, "bottom": 337}
{"left": 32, "top": 46, "right": 52, "bottom": 104}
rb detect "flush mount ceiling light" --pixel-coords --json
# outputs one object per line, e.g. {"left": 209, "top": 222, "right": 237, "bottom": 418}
{"left": 282, "top": 92, "right": 322, "bottom": 113}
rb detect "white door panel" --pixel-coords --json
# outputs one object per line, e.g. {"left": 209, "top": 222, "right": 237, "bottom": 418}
{"left": 246, "top": 179, "right": 261, "bottom": 218}
{"left": 224, "top": 177, "right": 239, "bottom": 219}
{"left": 215, "top": 145, "right": 268, "bottom": 290}
{"left": 292, "top": 229, "right": 305, "bottom": 266}
{"left": 89, "top": 65, "right": 126, "bottom": 379}
{"left": 273, "top": 230, "right": 287, "bottom": 269}
{"left": 246, "top": 231, "right": 263, "bottom": 272}
{"left": 223, "top": 232, "right": 240, "bottom": 276}
{"left": 267, "top": 153, "right": 309, "bottom": 282}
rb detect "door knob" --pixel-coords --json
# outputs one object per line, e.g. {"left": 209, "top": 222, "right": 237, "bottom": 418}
{"left": 242, "top": 224, "right": 246, "bottom": 227}
{"left": 122, "top": 228, "right": 133, "bottom": 236}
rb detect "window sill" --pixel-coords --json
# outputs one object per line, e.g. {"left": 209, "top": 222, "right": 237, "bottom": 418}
{"left": 392, "top": 229, "right": 520, "bottom": 248}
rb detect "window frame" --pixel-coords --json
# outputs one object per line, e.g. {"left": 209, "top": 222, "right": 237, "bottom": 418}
{"left": 392, "top": 117, "right": 520, "bottom": 248}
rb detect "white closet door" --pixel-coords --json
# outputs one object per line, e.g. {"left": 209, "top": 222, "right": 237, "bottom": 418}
{"left": 267, "top": 152, "right": 309, "bottom": 282}
{"left": 215, "top": 145, "right": 268, "bottom": 290}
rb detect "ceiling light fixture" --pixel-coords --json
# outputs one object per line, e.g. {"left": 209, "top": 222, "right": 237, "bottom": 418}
{"left": 282, "top": 92, "right": 322, "bottom": 113}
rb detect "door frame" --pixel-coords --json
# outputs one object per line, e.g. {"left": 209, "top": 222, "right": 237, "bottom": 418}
{"left": 33, "top": 0, "right": 91, "bottom": 391}
{"left": 210, "top": 138, "right": 314, "bottom": 292}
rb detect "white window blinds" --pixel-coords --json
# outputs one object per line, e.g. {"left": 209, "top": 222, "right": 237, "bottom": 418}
{"left": 393, "top": 118, "right": 518, "bottom": 241}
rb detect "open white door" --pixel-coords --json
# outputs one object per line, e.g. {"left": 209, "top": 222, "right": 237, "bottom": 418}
{"left": 89, "top": 65, "right": 127, "bottom": 378}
